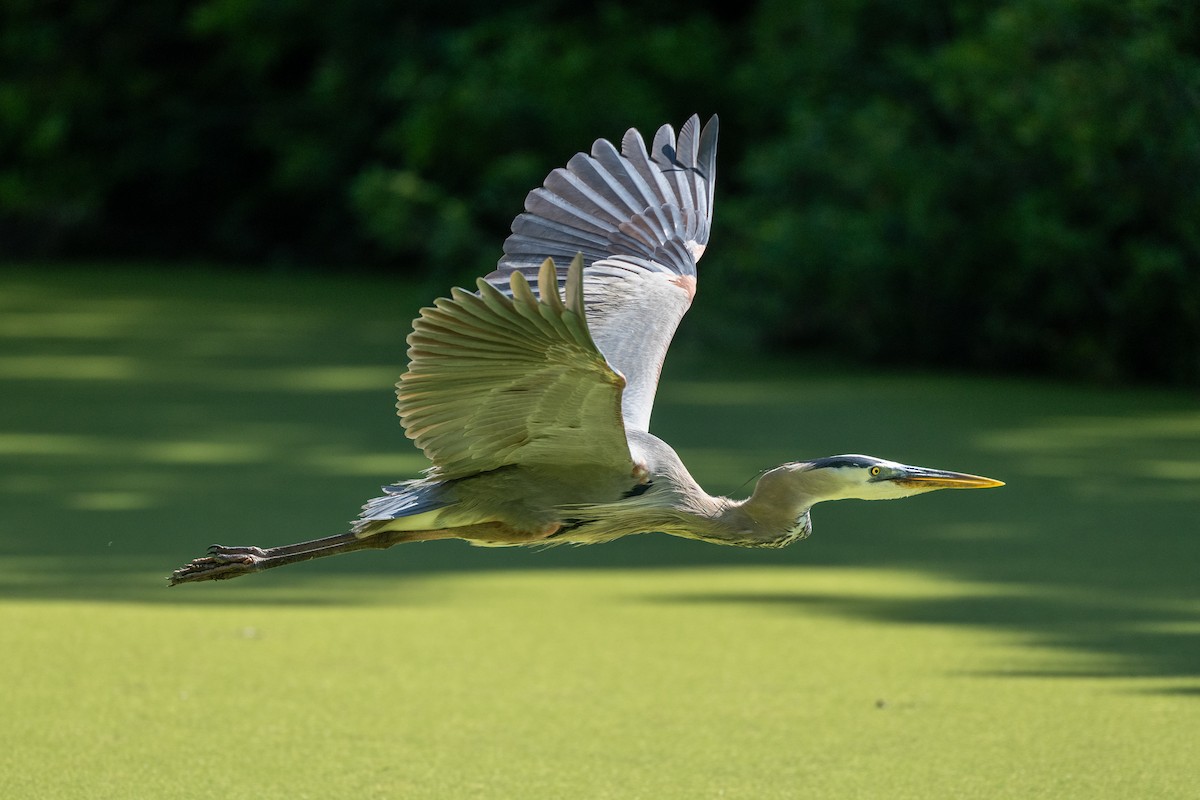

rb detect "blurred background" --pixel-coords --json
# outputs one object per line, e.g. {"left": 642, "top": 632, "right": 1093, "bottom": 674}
{"left": 4, "top": 0, "right": 1198, "bottom": 385}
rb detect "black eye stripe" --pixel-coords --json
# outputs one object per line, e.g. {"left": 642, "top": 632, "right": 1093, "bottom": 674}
{"left": 809, "top": 456, "right": 878, "bottom": 470}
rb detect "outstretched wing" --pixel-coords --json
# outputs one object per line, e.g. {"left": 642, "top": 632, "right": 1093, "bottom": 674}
{"left": 485, "top": 114, "right": 719, "bottom": 433}
{"left": 397, "top": 255, "right": 633, "bottom": 481}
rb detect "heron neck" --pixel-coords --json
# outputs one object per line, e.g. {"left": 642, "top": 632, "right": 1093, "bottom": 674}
{"left": 707, "top": 468, "right": 816, "bottom": 547}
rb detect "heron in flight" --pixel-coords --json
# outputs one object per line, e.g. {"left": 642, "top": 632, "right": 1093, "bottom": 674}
{"left": 170, "top": 114, "right": 1002, "bottom": 585}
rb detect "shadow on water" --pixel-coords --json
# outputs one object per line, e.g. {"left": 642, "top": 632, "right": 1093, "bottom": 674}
{"left": 2, "top": 266, "right": 1198, "bottom": 686}
{"left": 644, "top": 591, "right": 1200, "bottom": 685}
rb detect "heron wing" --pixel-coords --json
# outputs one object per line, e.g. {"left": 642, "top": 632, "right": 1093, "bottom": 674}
{"left": 397, "top": 255, "right": 633, "bottom": 481}
{"left": 484, "top": 114, "right": 718, "bottom": 433}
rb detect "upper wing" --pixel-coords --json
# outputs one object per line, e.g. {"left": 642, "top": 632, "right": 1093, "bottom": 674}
{"left": 397, "top": 255, "right": 633, "bottom": 481}
{"left": 484, "top": 114, "right": 719, "bottom": 433}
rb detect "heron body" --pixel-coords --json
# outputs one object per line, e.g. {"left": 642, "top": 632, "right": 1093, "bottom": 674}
{"left": 170, "top": 115, "right": 1001, "bottom": 586}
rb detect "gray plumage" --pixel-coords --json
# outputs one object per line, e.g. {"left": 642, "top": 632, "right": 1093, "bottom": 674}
{"left": 170, "top": 115, "right": 1001, "bottom": 586}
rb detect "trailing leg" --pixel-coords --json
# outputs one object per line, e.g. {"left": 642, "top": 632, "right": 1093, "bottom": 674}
{"left": 167, "top": 528, "right": 452, "bottom": 586}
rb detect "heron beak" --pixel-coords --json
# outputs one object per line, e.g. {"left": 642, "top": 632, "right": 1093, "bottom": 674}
{"left": 893, "top": 466, "right": 1005, "bottom": 490}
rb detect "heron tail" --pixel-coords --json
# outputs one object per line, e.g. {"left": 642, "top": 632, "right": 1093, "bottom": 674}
{"left": 352, "top": 479, "right": 456, "bottom": 536}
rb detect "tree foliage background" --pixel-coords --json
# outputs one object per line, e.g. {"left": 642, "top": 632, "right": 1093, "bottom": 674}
{"left": 3, "top": 0, "right": 1198, "bottom": 384}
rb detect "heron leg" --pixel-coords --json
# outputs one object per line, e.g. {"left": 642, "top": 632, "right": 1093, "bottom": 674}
{"left": 168, "top": 528, "right": 449, "bottom": 586}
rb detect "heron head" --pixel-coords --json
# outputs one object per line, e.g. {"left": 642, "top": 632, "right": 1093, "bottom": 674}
{"left": 794, "top": 455, "right": 1004, "bottom": 503}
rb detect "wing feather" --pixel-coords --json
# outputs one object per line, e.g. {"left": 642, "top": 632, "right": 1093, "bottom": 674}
{"left": 397, "top": 255, "right": 631, "bottom": 480}
{"left": 590, "top": 138, "right": 669, "bottom": 228}
{"left": 621, "top": 126, "right": 679, "bottom": 206}
{"left": 485, "top": 114, "right": 719, "bottom": 433}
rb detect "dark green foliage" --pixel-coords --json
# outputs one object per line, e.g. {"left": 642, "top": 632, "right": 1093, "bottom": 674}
{"left": 725, "top": 0, "right": 1200, "bottom": 383}
{"left": 2, "top": 0, "right": 1197, "bottom": 383}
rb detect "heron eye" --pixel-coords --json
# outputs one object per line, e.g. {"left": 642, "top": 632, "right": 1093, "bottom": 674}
{"left": 870, "top": 466, "right": 882, "bottom": 477}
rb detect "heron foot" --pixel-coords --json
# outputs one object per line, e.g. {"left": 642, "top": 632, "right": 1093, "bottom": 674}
{"left": 168, "top": 531, "right": 408, "bottom": 587}
{"left": 169, "top": 546, "right": 264, "bottom": 586}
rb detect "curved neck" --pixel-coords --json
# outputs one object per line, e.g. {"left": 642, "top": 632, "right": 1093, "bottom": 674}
{"left": 701, "top": 466, "right": 817, "bottom": 548}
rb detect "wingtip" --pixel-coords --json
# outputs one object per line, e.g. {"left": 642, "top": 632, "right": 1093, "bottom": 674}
{"left": 505, "top": 269, "right": 537, "bottom": 309}
{"left": 536, "top": 257, "right": 566, "bottom": 314}
{"left": 563, "top": 253, "right": 585, "bottom": 316}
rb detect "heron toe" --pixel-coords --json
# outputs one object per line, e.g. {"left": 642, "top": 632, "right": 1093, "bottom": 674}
{"left": 169, "top": 551, "right": 261, "bottom": 585}
{"left": 206, "top": 544, "right": 268, "bottom": 556}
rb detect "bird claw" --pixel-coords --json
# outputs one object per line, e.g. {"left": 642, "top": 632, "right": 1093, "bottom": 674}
{"left": 169, "top": 547, "right": 263, "bottom": 586}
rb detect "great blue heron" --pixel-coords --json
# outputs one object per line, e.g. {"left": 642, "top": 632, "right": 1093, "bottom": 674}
{"left": 170, "top": 114, "right": 1002, "bottom": 586}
